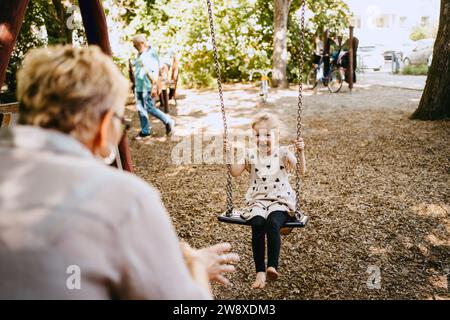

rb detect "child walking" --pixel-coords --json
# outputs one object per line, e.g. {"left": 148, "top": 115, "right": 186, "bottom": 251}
{"left": 230, "top": 114, "right": 306, "bottom": 289}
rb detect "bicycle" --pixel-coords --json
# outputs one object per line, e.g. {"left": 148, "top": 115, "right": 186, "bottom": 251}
{"left": 307, "top": 54, "right": 344, "bottom": 93}
{"left": 249, "top": 69, "right": 271, "bottom": 103}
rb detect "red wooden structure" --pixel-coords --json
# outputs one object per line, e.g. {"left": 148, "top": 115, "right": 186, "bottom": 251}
{"left": 0, "top": 0, "right": 133, "bottom": 172}
{"left": 348, "top": 26, "right": 354, "bottom": 92}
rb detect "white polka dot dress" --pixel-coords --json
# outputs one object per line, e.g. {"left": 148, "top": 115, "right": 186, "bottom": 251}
{"left": 240, "top": 147, "right": 296, "bottom": 220}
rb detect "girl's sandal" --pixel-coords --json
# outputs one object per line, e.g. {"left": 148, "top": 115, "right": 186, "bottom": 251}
{"left": 266, "top": 268, "right": 279, "bottom": 281}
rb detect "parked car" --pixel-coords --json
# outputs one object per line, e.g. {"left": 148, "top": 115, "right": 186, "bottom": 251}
{"left": 403, "top": 38, "right": 435, "bottom": 66}
{"left": 357, "top": 45, "right": 385, "bottom": 71}
{"left": 384, "top": 41, "right": 414, "bottom": 58}
{"left": 398, "top": 41, "right": 416, "bottom": 59}
{"left": 383, "top": 50, "right": 395, "bottom": 61}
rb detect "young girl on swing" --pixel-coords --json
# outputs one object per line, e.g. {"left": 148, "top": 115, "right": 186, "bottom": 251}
{"left": 230, "top": 114, "right": 306, "bottom": 289}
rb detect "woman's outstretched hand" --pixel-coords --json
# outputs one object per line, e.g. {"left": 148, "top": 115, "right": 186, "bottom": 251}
{"left": 181, "top": 242, "right": 239, "bottom": 286}
{"left": 198, "top": 243, "right": 240, "bottom": 285}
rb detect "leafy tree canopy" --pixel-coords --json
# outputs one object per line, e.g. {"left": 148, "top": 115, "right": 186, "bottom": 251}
{"left": 3, "top": 0, "right": 350, "bottom": 101}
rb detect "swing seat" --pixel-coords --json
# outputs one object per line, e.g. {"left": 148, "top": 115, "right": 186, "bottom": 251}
{"left": 207, "top": 0, "right": 309, "bottom": 235}
{"left": 218, "top": 210, "right": 309, "bottom": 228}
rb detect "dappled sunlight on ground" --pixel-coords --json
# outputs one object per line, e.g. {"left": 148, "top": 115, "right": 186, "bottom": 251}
{"left": 412, "top": 203, "right": 449, "bottom": 218}
{"left": 166, "top": 84, "right": 328, "bottom": 137}
{"left": 126, "top": 83, "right": 449, "bottom": 299}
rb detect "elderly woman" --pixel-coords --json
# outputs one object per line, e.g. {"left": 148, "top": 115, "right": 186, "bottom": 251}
{"left": 0, "top": 46, "right": 238, "bottom": 299}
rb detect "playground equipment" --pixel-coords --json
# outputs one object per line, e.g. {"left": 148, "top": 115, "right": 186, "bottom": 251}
{"left": 206, "top": 0, "right": 310, "bottom": 233}
{"left": 249, "top": 69, "right": 272, "bottom": 103}
{"left": 0, "top": 0, "right": 133, "bottom": 171}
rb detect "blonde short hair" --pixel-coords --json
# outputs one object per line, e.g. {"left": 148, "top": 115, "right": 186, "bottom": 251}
{"left": 17, "top": 45, "right": 129, "bottom": 141}
{"left": 132, "top": 34, "right": 147, "bottom": 45}
{"left": 251, "top": 113, "right": 278, "bottom": 130}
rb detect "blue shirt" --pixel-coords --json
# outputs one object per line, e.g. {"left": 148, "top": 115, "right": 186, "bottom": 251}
{"left": 134, "top": 48, "right": 159, "bottom": 92}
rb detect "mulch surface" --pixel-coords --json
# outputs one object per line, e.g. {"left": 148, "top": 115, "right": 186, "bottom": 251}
{"left": 127, "top": 84, "right": 449, "bottom": 299}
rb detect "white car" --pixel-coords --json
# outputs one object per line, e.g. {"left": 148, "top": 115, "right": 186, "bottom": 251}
{"left": 357, "top": 45, "right": 385, "bottom": 71}
{"left": 403, "top": 38, "right": 435, "bottom": 66}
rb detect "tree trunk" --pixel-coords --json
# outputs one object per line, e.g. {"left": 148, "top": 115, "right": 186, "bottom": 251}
{"left": 0, "top": 0, "right": 30, "bottom": 87}
{"left": 272, "top": 0, "right": 291, "bottom": 88}
{"left": 411, "top": 0, "right": 450, "bottom": 120}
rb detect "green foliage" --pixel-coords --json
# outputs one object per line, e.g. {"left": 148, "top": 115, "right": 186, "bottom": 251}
{"left": 410, "top": 24, "right": 438, "bottom": 41}
{"left": 3, "top": 1, "right": 47, "bottom": 102}
{"left": 2, "top": 0, "right": 351, "bottom": 98}
{"left": 2, "top": 0, "right": 81, "bottom": 103}
{"left": 401, "top": 64, "right": 429, "bottom": 76}
{"left": 410, "top": 27, "right": 428, "bottom": 41}
{"left": 115, "top": 0, "right": 350, "bottom": 87}
{"left": 117, "top": 0, "right": 274, "bottom": 87}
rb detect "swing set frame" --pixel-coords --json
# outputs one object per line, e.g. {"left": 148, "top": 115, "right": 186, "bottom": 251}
{"left": 0, "top": 0, "right": 133, "bottom": 171}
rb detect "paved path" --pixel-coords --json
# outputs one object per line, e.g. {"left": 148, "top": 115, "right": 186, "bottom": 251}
{"left": 357, "top": 71, "right": 427, "bottom": 91}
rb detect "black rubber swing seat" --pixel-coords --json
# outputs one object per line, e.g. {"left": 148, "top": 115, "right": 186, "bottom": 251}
{"left": 218, "top": 210, "right": 309, "bottom": 228}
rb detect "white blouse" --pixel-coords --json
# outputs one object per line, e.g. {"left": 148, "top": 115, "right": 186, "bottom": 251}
{"left": 0, "top": 125, "right": 210, "bottom": 300}
{"left": 240, "top": 147, "right": 296, "bottom": 220}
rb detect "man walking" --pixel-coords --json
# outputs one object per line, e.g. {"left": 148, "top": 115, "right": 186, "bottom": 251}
{"left": 132, "top": 34, "right": 174, "bottom": 139}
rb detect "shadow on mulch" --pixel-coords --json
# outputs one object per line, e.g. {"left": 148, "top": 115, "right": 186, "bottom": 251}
{"left": 126, "top": 85, "right": 449, "bottom": 300}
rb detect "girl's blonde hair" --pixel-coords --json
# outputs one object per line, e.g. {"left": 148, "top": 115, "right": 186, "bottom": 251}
{"left": 17, "top": 45, "right": 129, "bottom": 142}
{"left": 251, "top": 113, "right": 279, "bottom": 130}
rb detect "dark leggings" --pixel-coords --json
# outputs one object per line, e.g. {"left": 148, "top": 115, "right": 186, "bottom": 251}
{"left": 249, "top": 211, "right": 288, "bottom": 273}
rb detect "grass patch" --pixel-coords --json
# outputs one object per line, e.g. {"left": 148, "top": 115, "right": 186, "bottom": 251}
{"left": 401, "top": 64, "right": 429, "bottom": 75}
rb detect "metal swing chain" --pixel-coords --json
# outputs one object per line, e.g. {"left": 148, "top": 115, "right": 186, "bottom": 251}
{"left": 207, "top": 0, "right": 306, "bottom": 219}
{"left": 295, "top": 0, "right": 306, "bottom": 217}
{"left": 206, "top": 0, "right": 234, "bottom": 215}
